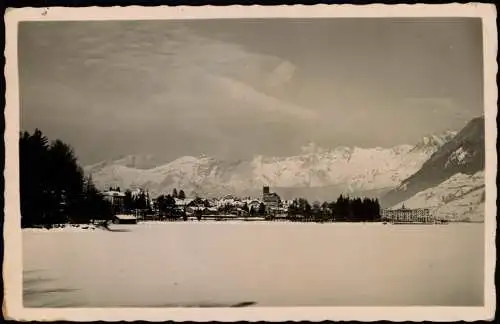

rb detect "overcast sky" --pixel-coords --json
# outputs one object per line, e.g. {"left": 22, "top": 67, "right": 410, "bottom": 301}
{"left": 19, "top": 18, "right": 484, "bottom": 165}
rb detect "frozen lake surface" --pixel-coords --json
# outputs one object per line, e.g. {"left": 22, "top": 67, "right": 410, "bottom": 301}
{"left": 23, "top": 222, "right": 484, "bottom": 307}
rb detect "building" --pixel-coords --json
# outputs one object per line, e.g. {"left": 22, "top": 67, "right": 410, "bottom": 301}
{"left": 217, "top": 196, "right": 246, "bottom": 209}
{"left": 113, "top": 214, "right": 137, "bottom": 224}
{"left": 102, "top": 190, "right": 126, "bottom": 213}
{"left": 222, "top": 194, "right": 236, "bottom": 200}
{"left": 175, "top": 198, "right": 195, "bottom": 211}
{"left": 262, "top": 186, "right": 281, "bottom": 210}
{"left": 381, "top": 205, "right": 433, "bottom": 224}
{"left": 245, "top": 199, "right": 262, "bottom": 211}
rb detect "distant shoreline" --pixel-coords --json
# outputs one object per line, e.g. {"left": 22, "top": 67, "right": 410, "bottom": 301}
{"left": 21, "top": 220, "right": 484, "bottom": 232}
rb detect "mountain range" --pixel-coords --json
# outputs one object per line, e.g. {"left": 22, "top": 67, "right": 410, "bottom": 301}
{"left": 85, "top": 116, "right": 486, "bottom": 221}
{"left": 85, "top": 130, "right": 458, "bottom": 200}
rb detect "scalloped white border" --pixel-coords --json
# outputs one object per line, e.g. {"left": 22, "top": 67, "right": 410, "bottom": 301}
{"left": 3, "top": 4, "right": 497, "bottom": 322}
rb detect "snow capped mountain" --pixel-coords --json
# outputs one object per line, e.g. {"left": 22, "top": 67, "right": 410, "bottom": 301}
{"left": 410, "top": 130, "right": 457, "bottom": 154}
{"left": 250, "top": 143, "right": 427, "bottom": 190}
{"left": 381, "top": 116, "right": 484, "bottom": 208}
{"left": 392, "top": 171, "right": 485, "bottom": 222}
{"left": 85, "top": 131, "right": 456, "bottom": 199}
{"left": 86, "top": 154, "right": 168, "bottom": 171}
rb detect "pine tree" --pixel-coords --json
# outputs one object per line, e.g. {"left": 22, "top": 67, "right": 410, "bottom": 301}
{"left": 124, "top": 190, "right": 134, "bottom": 212}
{"left": 19, "top": 129, "right": 112, "bottom": 227}
{"left": 258, "top": 202, "right": 266, "bottom": 215}
{"left": 155, "top": 195, "right": 166, "bottom": 217}
{"left": 178, "top": 189, "right": 186, "bottom": 200}
{"left": 165, "top": 194, "right": 176, "bottom": 217}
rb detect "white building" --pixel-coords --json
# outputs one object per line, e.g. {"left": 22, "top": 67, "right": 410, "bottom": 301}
{"left": 216, "top": 197, "right": 246, "bottom": 208}
{"left": 381, "top": 205, "right": 433, "bottom": 223}
{"left": 102, "top": 190, "right": 126, "bottom": 212}
{"left": 245, "top": 199, "right": 262, "bottom": 211}
{"left": 175, "top": 198, "right": 195, "bottom": 210}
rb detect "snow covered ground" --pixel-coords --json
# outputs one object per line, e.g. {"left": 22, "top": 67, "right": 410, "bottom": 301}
{"left": 23, "top": 222, "right": 484, "bottom": 307}
{"left": 23, "top": 224, "right": 101, "bottom": 233}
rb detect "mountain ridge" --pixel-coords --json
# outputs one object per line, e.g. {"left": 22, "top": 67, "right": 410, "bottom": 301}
{"left": 381, "top": 116, "right": 484, "bottom": 208}
{"left": 85, "top": 131, "right": 457, "bottom": 200}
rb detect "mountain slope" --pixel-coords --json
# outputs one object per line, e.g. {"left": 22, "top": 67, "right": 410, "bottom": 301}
{"left": 86, "top": 154, "right": 169, "bottom": 171}
{"left": 392, "top": 171, "right": 485, "bottom": 222}
{"left": 85, "top": 132, "right": 455, "bottom": 200}
{"left": 381, "top": 117, "right": 484, "bottom": 208}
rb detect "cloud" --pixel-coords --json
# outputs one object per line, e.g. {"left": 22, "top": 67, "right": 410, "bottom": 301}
{"left": 265, "top": 61, "right": 296, "bottom": 88}
{"left": 210, "top": 75, "right": 317, "bottom": 121}
{"left": 89, "top": 24, "right": 317, "bottom": 122}
{"left": 19, "top": 20, "right": 483, "bottom": 164}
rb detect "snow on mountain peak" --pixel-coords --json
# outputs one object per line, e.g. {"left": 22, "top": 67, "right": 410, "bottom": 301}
{"left": 85, "top": 132, "right": 454, "bottom": 199}
{"left": 445, "top": 146, "right": 470, "bottom": 168}
{"left": 412, "top": 130, "right": 457, "bottom": 152}
{"left": 300, "top": 142, "right": 326, "bottom": 155}
{"left": 83, "top": 126, "right": 467, "bottom": 200}
{"left": 382, "top": 117, "right": 484, "bottom": 209}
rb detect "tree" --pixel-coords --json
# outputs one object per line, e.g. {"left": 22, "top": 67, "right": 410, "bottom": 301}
{"left": 163, "top": 194, "right": 176, "bottom": 218}
{"left": 47, "top": 139, "right": 86, "bottom": 221}
{"left": 335, "top": 195, "right": 348, "bottom": 221}
{"left": 135, "top": 191, "right": 148, "bottom": 210}
{"left": 79, "top": 176, "right": 113, "bottom": 223}
{"left": 327, "top": 194, "right": 381, "bottom": 222}
{"left": 19, "top": 129, "right": 111, "bottom": 227}
{"left": 287, "top": 199, "right": 299, "bottom": 219}
{"left": 172, "top": 188, "right": 178, "bottom": 198}
{"left": 327, "top": 201, "right": 336, "bottom": 221}
{"left": 296, "top": 198, "right": 311, "bottom": 216}
{"left": 165, "top": 194, "right": 175, "bottom": 207}
{"left": 312, "top": 201, "right": 321, "bottom": 214}
{"left": 258, "top": 202, "right": 266, "bottom": 215}
{"left": 242, "top": 202, "right": 249, "bottom": 213}
{"left": 155, "top": 195, "right": 166, "bottom": 217}
{"left": 124, "top": 190, "right": 134, "bottom": 212}
{"left": 20, "top": 129, "right": 51, "bottom": 227}
{"left": 178, "top": 189, "right": 186, "bottom": 200}
{"left": 193, "top": 196, "right": 204, "bottom": 206}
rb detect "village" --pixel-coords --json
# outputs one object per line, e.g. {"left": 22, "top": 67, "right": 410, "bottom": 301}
{"left": 102, "top": 185, "right": 437, "bottom": 225}
{"left": 103, "top": 186, "right": 293, "bottom": 223}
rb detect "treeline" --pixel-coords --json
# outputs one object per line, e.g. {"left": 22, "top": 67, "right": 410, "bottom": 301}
{"left": 287, "top": 195, "right": 381, "bottom": 222}
{"left": 20, "top": 129, "right": 112, "bottom": 228}
{"left": 153, "top": 188, "right": 186, "bottom": 212}
{"left": 171, "top": 188, "right": 186, "bottom": 199}
{"left": 123, "top": 190, "right": 151, "bottom": 213}
{"left": 104, "top": 186, "right": 153, "bottom": 213}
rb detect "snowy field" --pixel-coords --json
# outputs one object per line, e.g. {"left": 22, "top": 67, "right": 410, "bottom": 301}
{"left": 23, "top": 222, "right": 484, "bottom": 307}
